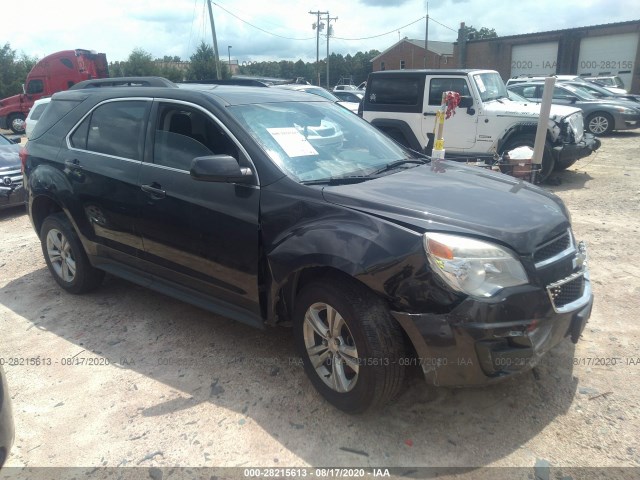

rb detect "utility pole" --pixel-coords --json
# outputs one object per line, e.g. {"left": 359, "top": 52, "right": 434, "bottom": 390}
{"left": 310, "top": 10, "right": 328, "bottom": 86}
{"left": 326, "top": 14, "right": 337, "bottom": 87}
{"left": 424, "top": 3, "right": 429, "bottom": 68}
{"left": 206, "top": 0, "right": 221, "bottom": 79}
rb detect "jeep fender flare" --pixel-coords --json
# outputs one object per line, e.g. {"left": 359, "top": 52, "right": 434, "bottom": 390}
{"left": 369, "top": 119, "right": 423, "bottom": 151}
{"left": 497, "top": 122, "right": 557, "bottom": 157}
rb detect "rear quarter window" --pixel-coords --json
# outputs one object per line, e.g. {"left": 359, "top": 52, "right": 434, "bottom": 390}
{"left": 30, "top": 99, "right": 83, "bottom": 140}
{"left": 365, "top": 75, "right": 425, "bottom": 113}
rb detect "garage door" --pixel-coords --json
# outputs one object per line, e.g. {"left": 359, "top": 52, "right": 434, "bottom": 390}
{"left": 577, "top": 33, "right": 639, "bottom": 91}
{"left": 510, "top": 42, "right": 558, "bottom": 77}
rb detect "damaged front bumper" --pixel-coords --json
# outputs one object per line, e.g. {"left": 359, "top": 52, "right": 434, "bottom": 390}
{"left": 553, "top": 133, "right": 601, "bottom": 168}
{"left": 392, "top": 262, "right": 593, "bottom": 387}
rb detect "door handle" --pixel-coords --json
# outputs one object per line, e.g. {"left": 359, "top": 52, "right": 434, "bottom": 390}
{"left": 423, "top": 112, "right": 436, "bottom": 116}
{"left": 64, "top": 159, "right": 83, "bottom": 170}
{"left": 141, "top": 183, "right": 166, "bottom": 199}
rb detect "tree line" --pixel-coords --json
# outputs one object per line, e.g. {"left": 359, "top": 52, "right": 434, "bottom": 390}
{"left": 0, "top": 43, "right": 38, "bottom": 99}
{"left": 0, "top": 41, "right": 380, "bottom": 96}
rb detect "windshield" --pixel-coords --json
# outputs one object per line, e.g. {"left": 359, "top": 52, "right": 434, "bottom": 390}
{"left": 472, "top": 72, "right": 509, "bottom": 102}
{"left": 568, "top": 82, "right": 610, "bottom": 97}
{"left": 560, "top": 84, "right": 597, "bottom": 100}
{"left": 0, "top": 135, "right": 11, "bottom": 146}
{"left": 228, "top": 101, "right": 417, "bottom": 183}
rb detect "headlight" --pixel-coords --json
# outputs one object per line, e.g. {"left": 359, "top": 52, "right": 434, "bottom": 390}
{"left": 424, "top": 233, "right": 528, "bottom": 297}
{"left": 567, "top": 113, "right": 584, "bottom": 143}
{"left": 615, "top": 106, "right": 635, "bottom": 114}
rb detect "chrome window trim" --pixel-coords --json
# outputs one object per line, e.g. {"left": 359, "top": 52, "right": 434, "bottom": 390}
{"left": 64, "top": 97, "right": 260, "bottom": 186}
{"left": 151, "top": 98, "right": 260, "bottom": 186}
{"left": 65, "top": 97, "right": 153, "bottom": 163}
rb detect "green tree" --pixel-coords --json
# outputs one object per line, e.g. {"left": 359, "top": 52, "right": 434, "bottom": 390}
{"left": 0, "top": 43, "right": 38, "bottom": 98}
{"left": 124, "top": 48, "right": 158, "bottom": 76}
{"left": 158, "top": 64, "right": 185, "bottom": 82}
{"left": 187, "top": 41, "right": 229, "bottom": 80}
{"left": 462, "top": 25, "right": 498, "bottom": 40}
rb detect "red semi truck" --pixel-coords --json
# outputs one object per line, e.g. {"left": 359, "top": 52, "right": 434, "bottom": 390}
{"left": 0, "top": 49, "right": 108, "bottom": 134}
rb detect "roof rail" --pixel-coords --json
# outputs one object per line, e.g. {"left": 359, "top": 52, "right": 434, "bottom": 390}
{"left": 180, "top": 79, "right": 270, "bottom": 87}
{"left": 69, "top": 76, "right": 177, "bottom": 90}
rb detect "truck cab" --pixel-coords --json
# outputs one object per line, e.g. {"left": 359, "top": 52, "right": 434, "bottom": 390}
{"left": 0, "top": 49, "right": 108, "bottom": 134}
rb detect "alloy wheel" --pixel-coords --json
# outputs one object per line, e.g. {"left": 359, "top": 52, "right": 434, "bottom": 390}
{"left": 302, "top": 302, "right": 359, "bottom": 393}
{"left": 46, "top": 228, "right": 77, "bottom": 283}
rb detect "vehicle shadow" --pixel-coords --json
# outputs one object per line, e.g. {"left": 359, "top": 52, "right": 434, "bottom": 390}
{"left": 0, "top": 204, "right": 27, "bottom": 221}
{"left": 1, "top": 268, "right": 578, "bottom": 469}
{"left": 545, "top": 169, "right": 594, "bottom": 192}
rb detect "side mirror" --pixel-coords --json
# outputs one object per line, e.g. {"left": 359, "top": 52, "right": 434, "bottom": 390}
{"left": 11, "top": 137, "right": 21, "bottom": 144}
{"left": 458, "top": 96, "right": 473, "bottom": 108}
{"left": 458, "top": 96, "right": 475, "bottom": 115}
{"left": 190, "top": 155, "right": 253, "bottom": 183}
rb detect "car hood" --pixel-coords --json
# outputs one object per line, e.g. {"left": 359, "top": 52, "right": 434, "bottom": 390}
{"left": 322, "top": 162, "right": 570, "bottom": 255}
{"left": 487, "top": 98, "right": 581, "bottom": 122}
{"left": 0, "top": 144, "right": 20, "bottom": 169}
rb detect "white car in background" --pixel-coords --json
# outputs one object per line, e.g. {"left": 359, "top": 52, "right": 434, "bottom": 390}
{"left": 274, "top": 84, "right": 360, "bottom": 114}
{"left": 25, "top": 97, "right": 51, "bottom": 138}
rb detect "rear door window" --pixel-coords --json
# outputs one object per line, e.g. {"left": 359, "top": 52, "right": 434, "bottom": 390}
{"left": 69, "top": 100, "right": 150, "bottom": 160}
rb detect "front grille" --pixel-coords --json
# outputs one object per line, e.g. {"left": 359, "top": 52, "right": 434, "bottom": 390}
{"left": 547, "top": 272, "right": 586, "bottom": 312}
{"left": 0, "top": 168, "right": 23, "bottom": 186}
{"left": 534, "top": 230, "right": 574, "bottom": 267}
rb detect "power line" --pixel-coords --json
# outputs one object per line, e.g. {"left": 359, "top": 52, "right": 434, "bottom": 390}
{"left": 212, "top": 2, "right": 315, "bottom": 41}
{"left": 333, "top": 15, "right": 457, "bottom": 41}
{"left": 207, "top": 4, "right": 458, "bottom": 45}
{"left": 430, "top": 17, "right": 457, "bottom": 33}
{"left": 333, "top": 16, "right": 425, "bottom": 40}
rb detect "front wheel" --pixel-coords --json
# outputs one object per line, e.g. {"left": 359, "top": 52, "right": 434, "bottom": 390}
{"left": 294, "top": 278, "right": 407, "bottom": 413}
{"left": 500, "top": 134, "right": 555, "bottom": 184}
{"left": 40, "top": 213, "right": 105, "bottom": 294}
{"left": 8, "top": 113, "right": 25, "bottom": 135}
{"left": 586, "top": 112, "right": 613, "bottom": 135}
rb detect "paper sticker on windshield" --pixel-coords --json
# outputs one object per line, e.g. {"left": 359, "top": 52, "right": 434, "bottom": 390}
{"left": 475, "top": 75, "right": 487, "bottom": 93}
{"left": 267, "top": 127, "right": 319, "bottom": 157}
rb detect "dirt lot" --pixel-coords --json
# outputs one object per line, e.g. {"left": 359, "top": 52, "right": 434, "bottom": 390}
{"left": 1, "top": 131, "right": 639, "bottom": 479}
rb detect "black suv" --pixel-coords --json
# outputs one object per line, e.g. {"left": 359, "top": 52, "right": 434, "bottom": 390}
{"left": 23, "top": 78, "right": 593, "bottom": 412}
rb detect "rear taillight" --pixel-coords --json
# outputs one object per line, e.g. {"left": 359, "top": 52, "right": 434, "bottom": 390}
{"left": 19, "top": 145, "right": 28, "bottom": 174}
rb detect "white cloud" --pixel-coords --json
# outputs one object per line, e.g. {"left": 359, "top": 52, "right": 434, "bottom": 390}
{"left": 3, "top": 0, "right": 637, "bottom": 64}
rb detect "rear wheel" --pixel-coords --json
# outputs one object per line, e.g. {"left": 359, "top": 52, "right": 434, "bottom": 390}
{"left": 8, "top": 113, "right": 25, "bottom": 135}
{"left": 294, "top": 277, "right": 407, "bottom": 413}
{"left": 40, "top": 213, "right": 104, "bottom": 294}
{"left": 586, "top": 112, "right": 613, "bottom": 135}
{"left": 500, "top": 134, "right": 555, "bottom": 184}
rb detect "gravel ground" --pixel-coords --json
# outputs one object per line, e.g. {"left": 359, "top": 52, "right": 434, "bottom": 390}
{"left": 1, "top": 130, "right": 639, "bottom": 480}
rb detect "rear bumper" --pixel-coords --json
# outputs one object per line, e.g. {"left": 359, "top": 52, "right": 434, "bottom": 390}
{"left": 0, "top": 116, "right": 8, "bottom": 130}
{"left": 554, "top": 133, "right": 600, "bottom": 167}
{"left": 392, "top": 270, "right": 593, "bottom": 387}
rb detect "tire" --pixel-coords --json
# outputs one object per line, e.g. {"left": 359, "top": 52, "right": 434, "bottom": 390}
{"left": 500, "top": 134, "right": 555, "bottom": 184}
{"left": 586, "top": 112, "right": 614, "bottom": 136}
{"left": 293, "top": 278, "right": 407, "bottom": 413}
{"left": 40, "top": 213, "right": 105, "bottom": 294}
{"left": 8, "top": 113, "right": 25, "bottom": 135}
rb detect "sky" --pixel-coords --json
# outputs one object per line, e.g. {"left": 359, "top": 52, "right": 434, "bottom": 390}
{"left": 4, "top": 0, "right": 638, "bottom": 64}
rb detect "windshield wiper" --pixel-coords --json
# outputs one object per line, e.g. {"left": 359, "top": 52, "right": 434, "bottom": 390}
{"left": 300, "top": 176, "right": 372, "bottom": 186}
{"left": 370, "top": 158, "right": 427, "bottom": 176}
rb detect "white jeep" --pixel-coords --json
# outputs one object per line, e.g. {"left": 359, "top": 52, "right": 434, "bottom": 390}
{"left": 360, "top": 69, "right": 601, "bottom": 182}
